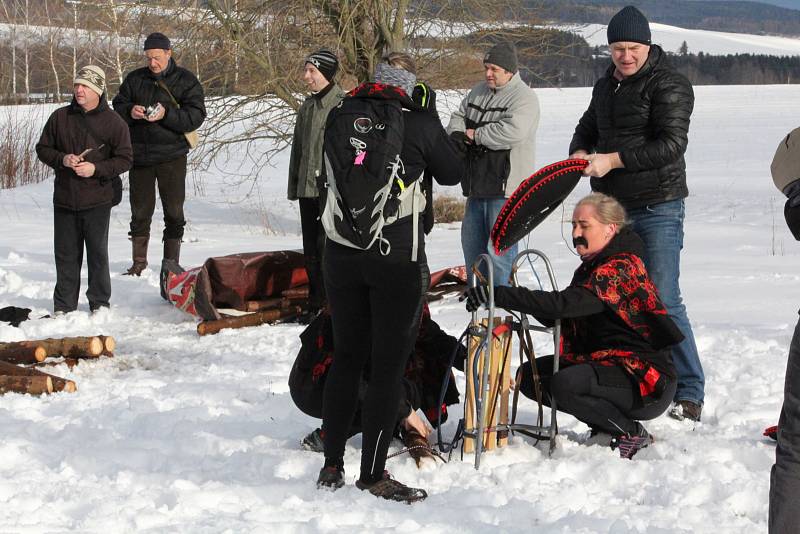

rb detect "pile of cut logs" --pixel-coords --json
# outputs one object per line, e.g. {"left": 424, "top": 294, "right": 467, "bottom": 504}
{"left": 198, "top": 286, "right": 310, "bottom": 336}
{"left": 0, "top": 335, "right": 115, "bottom": 395}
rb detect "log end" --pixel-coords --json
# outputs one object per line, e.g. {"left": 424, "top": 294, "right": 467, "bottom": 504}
{"left": 88, "top": 337, "right": 103, "bottom": 356}
{"left": 101, "top": 336, "right": 116, "bottom": 353}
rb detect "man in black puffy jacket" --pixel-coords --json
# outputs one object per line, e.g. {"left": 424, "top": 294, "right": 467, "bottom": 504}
{"left": 569, "top": 6, "right": 705, "bottom": 423}
{"left": 113, "top": 32, "right": 206, "bottom": 277}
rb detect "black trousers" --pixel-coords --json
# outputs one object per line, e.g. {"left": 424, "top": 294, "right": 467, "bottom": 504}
{"left": 518, "top": 356, "right": 676, "bottom": 435}
{"left": 770, "top": 315, "right": 800, "bottom": 533}
{"left": 299, "top": 197, "right": 325, "bottom": 310}
{"left": 53, "top": 205, "right": 111, "bottom": 313}
{"left": 129, "top": 156, "right": 187, "bottom": 240}
{"left": 321, "top": 242, "right": 429, "bottom": 483}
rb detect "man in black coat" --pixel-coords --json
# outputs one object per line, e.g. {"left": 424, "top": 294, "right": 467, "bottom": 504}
{"left": 569, "top": 6, "right": 705, "bottom": 423}
{"left": 36, "top": 65, "right": 133, "bottom": 313}
{"left": 113, "top": 32, "right": 206, "bottom": 276}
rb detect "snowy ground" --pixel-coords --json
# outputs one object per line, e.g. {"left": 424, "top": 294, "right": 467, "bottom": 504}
{"left": 1, "top": 84, "right": 799, "bottom": 532}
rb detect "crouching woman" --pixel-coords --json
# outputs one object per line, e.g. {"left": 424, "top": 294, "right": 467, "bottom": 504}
{"left": 463, "top": 193, "right": 683, "bottom": 458}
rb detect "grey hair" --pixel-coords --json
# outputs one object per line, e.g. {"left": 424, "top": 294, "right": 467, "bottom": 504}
{"left": 575, "top": 193, "right": 628, "bottom": 229}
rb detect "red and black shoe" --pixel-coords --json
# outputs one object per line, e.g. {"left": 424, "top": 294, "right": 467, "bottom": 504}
{"left": 610, "top": 423, "right": 654, "bottom": 460}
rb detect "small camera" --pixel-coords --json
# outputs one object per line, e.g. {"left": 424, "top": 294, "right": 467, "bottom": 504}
{"left": 145, "top": 103, "right": 161, "bottom": 119}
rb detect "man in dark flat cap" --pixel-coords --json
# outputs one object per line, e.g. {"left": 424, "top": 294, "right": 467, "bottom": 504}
{"left": 113, "top": 32, "right": 206, "bottom": 277}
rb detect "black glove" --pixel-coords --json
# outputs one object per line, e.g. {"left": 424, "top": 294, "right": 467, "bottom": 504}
{"left": 460, "top": 285, "right": 491, "bottom": 312}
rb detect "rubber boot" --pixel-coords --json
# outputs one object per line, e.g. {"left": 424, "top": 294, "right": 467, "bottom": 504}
{"left": 124, "top": 236, "right": 149, "bottom": 276}
{"left": 160, "top": 239, "right": 182, "bottom": 301}
{"left": 163, "top": 238, "right": 181, "bottom": 264}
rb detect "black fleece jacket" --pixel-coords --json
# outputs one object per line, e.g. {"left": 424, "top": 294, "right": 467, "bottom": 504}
{"left": 112, "top": 59, "right": 206, "bottom": 167}
{"left": 569, "top": 45, "right": 694, "bottom": 209}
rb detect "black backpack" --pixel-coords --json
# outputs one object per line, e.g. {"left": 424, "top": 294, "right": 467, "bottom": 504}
{"left": 321, "top": 86, "right": 425, "bottom": 260}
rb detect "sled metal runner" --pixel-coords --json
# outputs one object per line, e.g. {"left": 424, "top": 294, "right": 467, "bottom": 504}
{"left": 463, "top": 250, "right": 561, "bottom": 469}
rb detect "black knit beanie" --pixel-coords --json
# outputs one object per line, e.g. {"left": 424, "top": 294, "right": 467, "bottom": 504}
{"left": 144, "top": 32, "right": 171, "bottom": 51}
{"left": 305, "top": 49, "right": 339, "bottom": 82}
{"left": 607, "top": 6, "right": 652, "bottom": 46}
{"left": 483, "top": 42, "right": 518, "bottom": 73}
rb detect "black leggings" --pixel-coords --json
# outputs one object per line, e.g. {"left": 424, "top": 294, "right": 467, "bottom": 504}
{"left": 321, "top": 242, "right": 429, "bottom": 483}
{"left": 518, "top": 356, "right": 676, "bottom": 435}
{"left": 298, "top": 198, "right": 325, "bottom": 310}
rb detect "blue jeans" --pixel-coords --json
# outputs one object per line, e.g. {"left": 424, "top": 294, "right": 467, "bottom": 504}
{"left": 461, "top": 198, "right": 516, "bottom": 287}
{"left": 627, "top": 199, "right": 705, "bottom": 404}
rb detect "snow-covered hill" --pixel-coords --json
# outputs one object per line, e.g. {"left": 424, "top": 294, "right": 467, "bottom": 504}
{"left": 1, "top": 84, "right": 799, "bottom": 531}
{"left": 561, "top": 21, "right": 800, "bottom": 55}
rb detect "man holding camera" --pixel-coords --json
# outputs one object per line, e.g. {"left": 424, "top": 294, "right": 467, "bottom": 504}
{"left": 113, "top": 32, "right": 206, "bottom": 276}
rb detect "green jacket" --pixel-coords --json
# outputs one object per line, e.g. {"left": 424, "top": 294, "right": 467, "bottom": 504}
{"left": 287, "top": 84, "right": 345, "bottom": 200}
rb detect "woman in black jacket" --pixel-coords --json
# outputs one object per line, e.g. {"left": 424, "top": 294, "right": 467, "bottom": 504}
{"left": 317, "top": 53, "right": 463, "bottom": 501}
{"left": 463, "top": 193, "right": 683, "bottom": 459}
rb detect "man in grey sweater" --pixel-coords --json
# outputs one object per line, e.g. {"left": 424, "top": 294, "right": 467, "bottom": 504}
{"left": 447, "top": 42, "right": 540, "bottom": 286}
{"left": 288, "top": 49, "right": 345, "bottom": 313}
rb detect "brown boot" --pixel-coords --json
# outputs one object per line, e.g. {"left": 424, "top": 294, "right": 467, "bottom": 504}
{"left": 163, "top": 238, "right": 181, "bottom": 264}
{"left": 124, "top": 236, "right": 149, "bottom": 276}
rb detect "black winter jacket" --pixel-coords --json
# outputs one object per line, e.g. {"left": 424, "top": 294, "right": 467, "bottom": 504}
{"left": 494, "top": 228, "right": 680, "bottom": 379}
{"left": 569, "top": 45, "right": 694, "bottom": 209}
{"left": 112, "top": 59, "right": 206, "bottom": 167}
{"left": 36, "top": 97, "right": 133, "bottom": 210}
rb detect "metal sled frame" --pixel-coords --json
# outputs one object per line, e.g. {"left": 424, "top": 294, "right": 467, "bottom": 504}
{"left": 464, "top": 250, "right": 561, "bottom": 469}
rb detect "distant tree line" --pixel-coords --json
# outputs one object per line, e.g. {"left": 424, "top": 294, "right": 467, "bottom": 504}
{"left": 532, "top": 0, "right": 800, "bottom": 37}
{"left": 515, "top": 32, "right": 800, "bottom": 87}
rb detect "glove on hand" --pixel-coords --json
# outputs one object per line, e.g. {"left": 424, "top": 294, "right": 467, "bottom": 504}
{"left": 460, "top": 285, "right": 491, "bottom": 312}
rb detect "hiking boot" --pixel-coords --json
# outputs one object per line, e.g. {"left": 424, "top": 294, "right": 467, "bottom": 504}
{"left": 355, "top": 472, "right": 427, "bottom": 503}
{"left": 610, "top": 423, "right": 654, "bottom": 460}
{"left": 302, "top": 428, "right": 325, "bottom": 453}
{"left": 669, "top": 400, "right": 702, "bottom": 422}
{"left": 316, "top": 466, "right": 344, "bottom": 490}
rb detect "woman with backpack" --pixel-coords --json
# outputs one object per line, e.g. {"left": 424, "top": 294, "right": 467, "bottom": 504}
{"left": 316, "top": 52, "right": 464, "bottom": 503}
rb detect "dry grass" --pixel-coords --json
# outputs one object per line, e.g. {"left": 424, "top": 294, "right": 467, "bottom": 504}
{"left": 433, "top": 195, "right": 465, "bottom": 223}
{"left": 0, "top": 106, "right": 49, "bottom": 189}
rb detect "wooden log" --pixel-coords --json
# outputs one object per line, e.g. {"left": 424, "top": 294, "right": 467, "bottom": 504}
{"left": 8, "top": 336, "right": 103, "bottom": 358}
{"left": 0, "top": 343, "right": 47, "bottom": 364}
{"left": 0, "top": 361, "right": 77, "bottom": 392}
{"left": 245, "top": 298, "right": 283, "bottom": 312}
{"left": 197, "top": 306, "right": 303, "bottom": 336}
{"left": 281, "top": 286, "right": 309, "bottom": 300}
{"left": 0, "top": 375, "right": 53, "bottom": 395}
{"left": 98, "top": 335, "right": 115, "bottom": 353}
{"left": 98, "top": 335, "right": 115, "bottom": 356}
